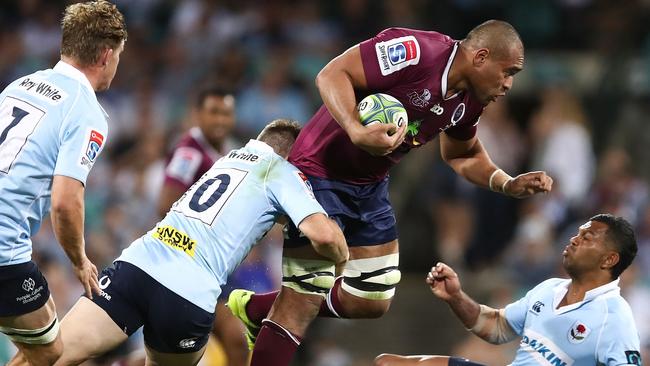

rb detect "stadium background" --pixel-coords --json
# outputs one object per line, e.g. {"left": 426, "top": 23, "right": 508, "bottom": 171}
{"left": 1, "top": 0, "right": 649, "bottom": 365}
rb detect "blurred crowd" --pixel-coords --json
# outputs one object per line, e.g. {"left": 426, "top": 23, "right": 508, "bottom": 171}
{"left": 1, "top": 0, "right": 650, "bottom": 365}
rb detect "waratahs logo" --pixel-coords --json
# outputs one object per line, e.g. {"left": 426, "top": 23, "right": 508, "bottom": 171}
{"left": 388, "top": 40, "right": 418, "bottom": 65}
{"left": 86, "top": 130, "right": 104, "bottom": 162}
{"left": 568, "top": 321, "right": 590, "bottom": 344}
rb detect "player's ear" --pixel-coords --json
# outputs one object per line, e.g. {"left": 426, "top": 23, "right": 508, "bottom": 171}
{"left": 473, "top": 48, "right": 489, "bottom": 67}
{"left": 98, "top": 47, "right": 113, "bottom": 68}
{"left": 601, "top": 251, "right": 620, "bottom": 270}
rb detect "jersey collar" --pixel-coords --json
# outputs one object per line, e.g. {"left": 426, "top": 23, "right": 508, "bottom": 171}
{"left": 246, "top": 139, "right": 274, "bottom": 154}
{"left": 440, "top": 42, "right": 461, "bottom": 101}
{"left": 53, "top": 60, "right": 95, "bottom": 95}
{"left": 552, "top": 278, "right": 621, "bottom": 314}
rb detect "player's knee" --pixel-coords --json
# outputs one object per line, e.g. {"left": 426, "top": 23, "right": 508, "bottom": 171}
{"left": 341, "top": 253, "right": 401, "bottom": 302}
{"left": 282, "top": 257, "right": 336, "bottom": 297}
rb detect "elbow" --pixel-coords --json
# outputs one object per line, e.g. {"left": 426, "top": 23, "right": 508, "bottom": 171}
{"left": 51, "top": 197, "right": 81, "bottom": 218}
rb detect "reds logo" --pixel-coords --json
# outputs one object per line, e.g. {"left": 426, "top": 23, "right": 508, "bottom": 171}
{"left": 85, "top": 130, "right": 104, "bottom": 162}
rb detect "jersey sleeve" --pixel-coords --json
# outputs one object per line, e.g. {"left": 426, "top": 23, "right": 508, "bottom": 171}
{"left": 443, "top": 106, "right": 483, "bottom": 141}
{"left": 53, "top": 111, "right": 106, "bottom": 185}
{"left": 597, "top": 310, "right": 643, "bottom": 365}
{"left": 266, "top": 161, "right": 326, "bottom": 226}
{"left": 503, "top": 291, "right": 530, "bottom": 336}
{"left": 164, "top": 146, "right": 204, "bottom": 189}
{"left": 359, "top": 28, "right": 425, "bottom": 91}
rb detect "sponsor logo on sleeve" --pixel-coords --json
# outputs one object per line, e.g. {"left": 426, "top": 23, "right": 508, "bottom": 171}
{"left": 295, "top": 171, "right": 315, "bottom": 199}
{"left": 79, "top": 128, "right": 105, "bottom": 169}
{"left": 625, "top": 351, "right": 642, "bottom": 365}
{"left": 568, "top": 321, "right": 590, "bottom": 344}
{"left": 166, "top": 147, "right": 203, "bottom": 185}
{"left": 451, "top": 103, "right": 465, "bottom": 125}
{"left": 529, "top": 301, "right": 544, "bottom": 315}
{"left": 152, "top": 225, "right": 197, "bottom": 257}
{"left": 375, "top": 36, "right": 420, "bottom": 76}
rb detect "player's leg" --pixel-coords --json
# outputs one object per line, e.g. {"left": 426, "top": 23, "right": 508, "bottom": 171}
{"left": 374, "top": 355, "right": 486, "bottom": 366}
{"left": 52, "top": 297, "right": 128, "bottom": 365}
{"left": 211, "top": 300, "right": 248, "bottom": 366}
{"left": 54, "top": 261, "right": 145, "bottom": 365}
{"left": 140, "top": 265, "right": 214, "bottom": 366}
{"left": 0, "top": 261, "right": 62, "bottom": 366}
{"left": 249, "top": 246, "right": 336, "bottom": 366}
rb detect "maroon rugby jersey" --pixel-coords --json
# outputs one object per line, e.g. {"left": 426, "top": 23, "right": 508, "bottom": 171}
{"left": 289, "top": 28, "right": 485, "bottom": 184}
{"left": 163, "top": 127, "right": 238, "bottom": 190}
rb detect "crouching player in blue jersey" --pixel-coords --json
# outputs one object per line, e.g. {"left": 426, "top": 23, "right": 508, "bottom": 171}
{"left": 0, "top": 2, "right": 127, "bottom": 365}
{"left": 375, "top": 214, "right": 642, "bottom": 366}
{"left": 35, "top": 119, "right": 348, "bottom": 366}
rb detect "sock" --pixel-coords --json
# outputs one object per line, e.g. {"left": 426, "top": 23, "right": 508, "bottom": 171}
{"left": 318, "top": 276, "right": 346, "bottom": 318}
{"left": 250, "top": 319, "right": 302, "bottom": 366}
{"left": 246, "top": 277, "right": 346, "bottom": 326}
{"left": 246, "top": 291, "right": 280, "bottom": 325}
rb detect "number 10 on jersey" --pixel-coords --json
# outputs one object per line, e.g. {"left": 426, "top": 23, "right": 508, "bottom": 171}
{"left": 173, "top": 167, "right": 248, "bottom": 225}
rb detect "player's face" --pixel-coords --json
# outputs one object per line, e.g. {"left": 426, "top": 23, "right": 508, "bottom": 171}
{"left": 562, "top": 221, "right": 615, "bottom": 277}
{"left": 470, "top": 47, "right": 523, "bottom": 105}
{"left": 97, "top": 40, "right": 125, "bottom": 92}
{"left": 197, "top": 95, "right": 236, "bottom": 147}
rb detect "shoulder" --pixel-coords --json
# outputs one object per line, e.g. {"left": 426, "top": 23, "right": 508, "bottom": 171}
{"left": 602, "top": 295, "right": 637, "bottom": 327}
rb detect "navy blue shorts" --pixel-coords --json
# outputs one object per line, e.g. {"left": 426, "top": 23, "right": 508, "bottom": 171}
{"left": 0, "top": 261, "right": 50, "bottom": 317}
{"left": 285, "top": 175, "right": 397, "bottom": 247}
{"left": 91, "top": 261, "right": 214, "bottom": 354}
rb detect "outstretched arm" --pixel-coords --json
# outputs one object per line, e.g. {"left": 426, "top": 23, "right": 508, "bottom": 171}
{"left": 439, "top": 133, "right": 553, "bottom": 198}
{"left": 427, "top": 262, "right": 517, "bottom": 344}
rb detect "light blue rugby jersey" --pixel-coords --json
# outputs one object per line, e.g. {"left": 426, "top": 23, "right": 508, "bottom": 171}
{"left": 505, "top": 278, "right": 642, "bottom": 366}
{"left": 117, "top": 139, "right": 326, "bottom": 313}
{"left": 0, "top": 61, "right": 108, "bottom": 265}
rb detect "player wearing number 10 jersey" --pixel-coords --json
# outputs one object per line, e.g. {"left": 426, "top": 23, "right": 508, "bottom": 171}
{"left": 0, "top": 2, "right": 126, "bottom": 366}
{"left": 49, "top": 120, "right": 348, "bottom": 366}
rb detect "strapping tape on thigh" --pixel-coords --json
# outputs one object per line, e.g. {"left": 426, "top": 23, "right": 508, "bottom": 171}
{"left": 282, "top": 257, "right": 335, "bottom": 296}
{"left": 0, "top": 316, "right": 59, "bottom": 344}
{"left": 341, "top": 253, "right": 401, "bottom": 300}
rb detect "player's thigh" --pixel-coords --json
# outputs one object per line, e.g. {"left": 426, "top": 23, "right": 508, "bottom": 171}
{"left": 55, "top": 297, "right": 128, "bottom": 364}
{"left": 144, "top": 345, "right": 206, "bottom": 366}
{"left": 0, "top": 261, "right": 62, "bottom": 364}
{"left": 375, "top": 354, "right": 450, "bottom": 366}
{"left": 141, "top": 277, "right": 214, "bottom": 357}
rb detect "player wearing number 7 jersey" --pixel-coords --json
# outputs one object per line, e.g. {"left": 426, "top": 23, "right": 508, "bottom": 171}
{"left": 39, "top": 119, "right": 349, "bottom": 366}
{"left": 0, "top": 2, "right": 126, "bottom": 366}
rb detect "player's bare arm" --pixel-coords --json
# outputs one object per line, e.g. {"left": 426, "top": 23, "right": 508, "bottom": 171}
{"left": 51, "top": 175, "right": 100, "bottom": 299}
{"left": 298, "top": 213, "right": 349, "bottom": 265}
{"left": 316, "top": 45, "right": 406, "bottom": 156}
{"left": 440, "top": 133, "right": 553, "bottom": 198}
{"left": 427, "top": 262, "right": 516, "bottom": 344}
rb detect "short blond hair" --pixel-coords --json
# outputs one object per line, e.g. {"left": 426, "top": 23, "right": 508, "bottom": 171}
{"left": 61, "top": 1, "right": 127, "bottom": 66}
{"left": 257, "top": 119, "right": 302, "bottom": 157}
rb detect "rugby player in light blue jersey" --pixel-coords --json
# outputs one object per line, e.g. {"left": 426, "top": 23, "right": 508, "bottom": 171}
{"left": 375, "top": 214, "right": 642, "bottom": 366}
{"left": 49, "top": 119, "right": 349, "bottom": 366}
{"left": 0, "top": 2, "right": 126, "bottom": 366}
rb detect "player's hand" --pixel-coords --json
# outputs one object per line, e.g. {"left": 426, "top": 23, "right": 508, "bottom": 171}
{"left": 503, "top": 171, "right": 553, "bottom": 199}
{"left": 426, "top": 262, "right": 462, "bottom": 302}
{"left": 73, "top": 257, "right": 100, "bottom": 299}
{"left": 349, "top": 121, "right": 407, "bottom": 156}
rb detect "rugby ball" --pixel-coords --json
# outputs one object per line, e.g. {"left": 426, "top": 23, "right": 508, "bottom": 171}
{"left": 357, "top": 93, "right": 407, "bottom": 135}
